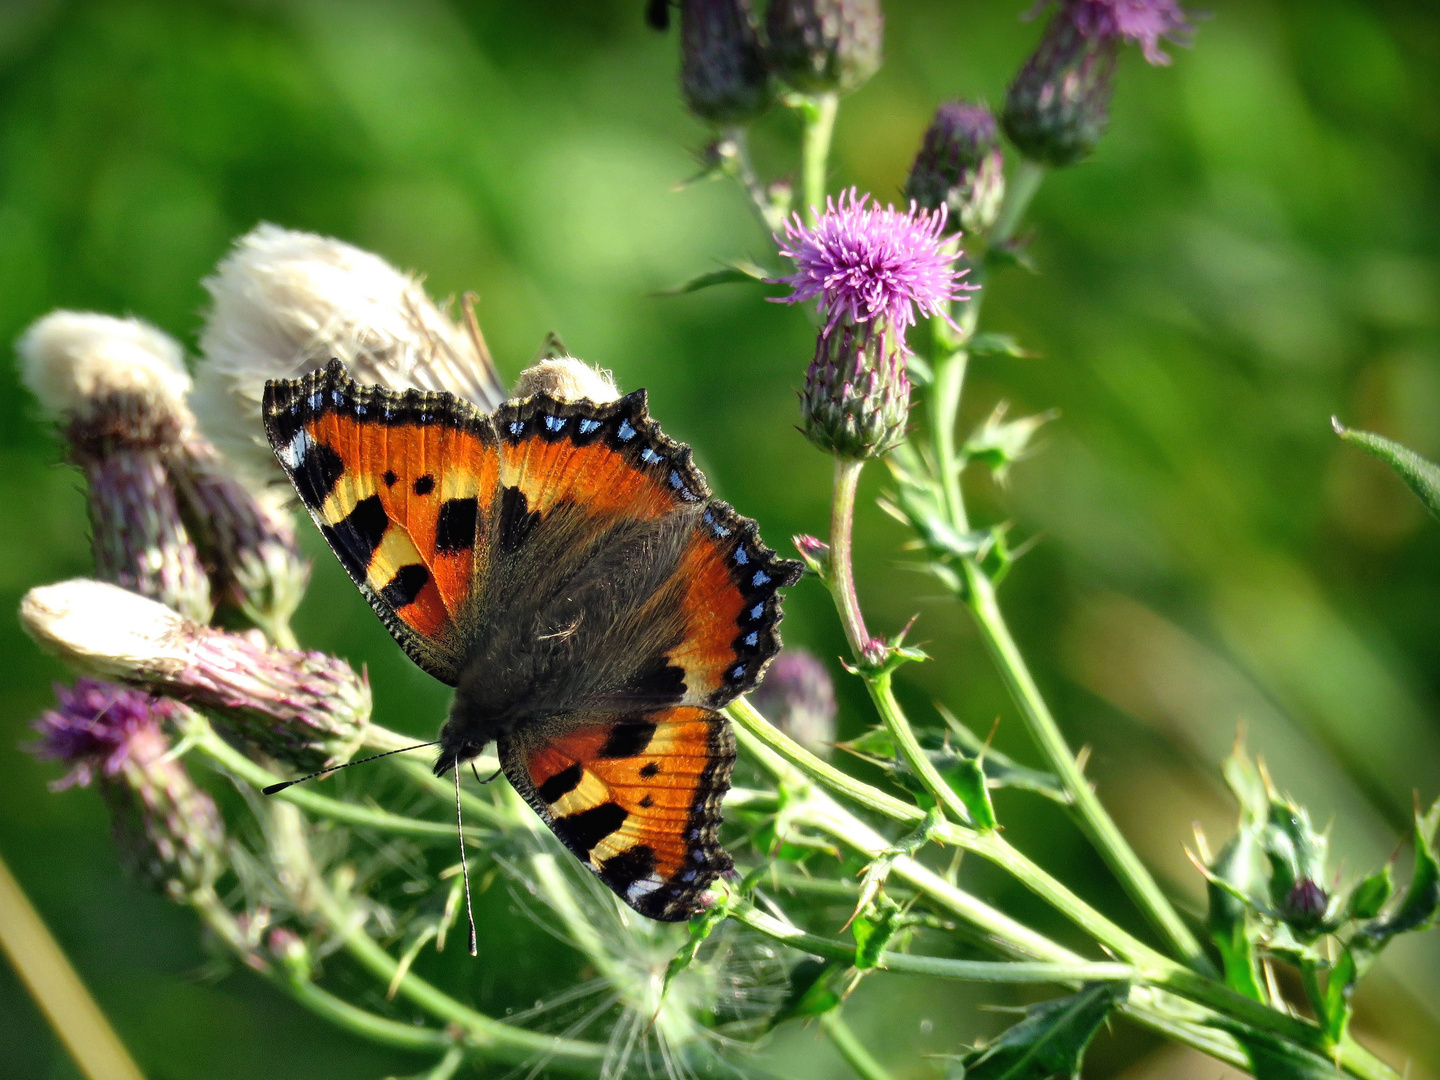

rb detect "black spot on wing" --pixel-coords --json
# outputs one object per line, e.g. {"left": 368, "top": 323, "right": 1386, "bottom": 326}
{"left": 413, "top": 474, "right": 435, "bottom": 496}
{"left": 599, "top": 721, "right": 657, "bottom": 759}
{"left": 599, "top": 844, "right": 657, "bottom": 893}
{"left": 321, "top": 494, "right": 388, "bottom": 580}
{"left": 435, "top": 497, "right": 479, "bottom": 554}
{"left": 557, "top": 802, "right": 628, "bottom": 858}
{"left": 382, "top": 469, "right": 398, "bottom": 487}
{"left": 639, "top": 762, "right": 660, "bottom": 779}
{"left": 498, "top": 486, "right": 539, "bottom": 555}
{"left": 626, "top": 656, "right": 686, "bottom": 704}
{"left": 294, "top": 440, "right": 346, "bottom": 509}
{"left": 379, "top": 564, "right": 430, "bottom": 609}
{"left": 537, "top": 763, "right": 583, "bottom": 804}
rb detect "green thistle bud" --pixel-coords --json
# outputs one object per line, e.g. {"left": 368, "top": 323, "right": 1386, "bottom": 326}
{"left": 766, "top": 0, "right": 883, "bottom": 96}
{"left": 17, "top": 312, "right": 213, "bottom": 623}
{"left": 680, "top": 0, "right": 773, "bottom": 125}
{"left": 1262, "top": 792, "right": 1331, "bottom": 935}
{"left": 21, "top": 578, "right": 370, "bottom": 772}
{"left": 30, "top": 680, "right": 225, "bottom": 902}
{"left": 905, "top": 102, "right": 1006, "bottom": 237}
{"left": 801, "top": 321, "right": 910, "bottom": 460}
{"left": 1002, "top": 6, "right": 1118, "bottom": 167}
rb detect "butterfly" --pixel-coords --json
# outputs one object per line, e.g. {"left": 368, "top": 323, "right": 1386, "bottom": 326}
{"left": 262, "top": 359, "right": 800, "bottom": 921}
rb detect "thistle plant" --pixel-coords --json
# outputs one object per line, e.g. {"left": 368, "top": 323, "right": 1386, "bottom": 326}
{"left": 12, "top": 4, "right": 1438, "bottom": 1080}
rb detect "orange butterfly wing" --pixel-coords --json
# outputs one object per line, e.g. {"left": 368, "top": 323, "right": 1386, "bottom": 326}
{"left": 263, "top": 361, "right": 498, "bottom": 684}
{"left": 498, "top": 706, "right": 734, "bottom": 921}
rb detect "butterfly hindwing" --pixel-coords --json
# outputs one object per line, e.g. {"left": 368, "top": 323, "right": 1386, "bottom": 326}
{"left": 263, "top": 360, "right": 499, "bottom": 685}
{"left": 498, "top": 705, "right": 735, "bottom": 921}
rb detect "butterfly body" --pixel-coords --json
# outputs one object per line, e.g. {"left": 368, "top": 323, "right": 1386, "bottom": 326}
{"left": 263, "top": 360, "right": 799, "bottom": 920}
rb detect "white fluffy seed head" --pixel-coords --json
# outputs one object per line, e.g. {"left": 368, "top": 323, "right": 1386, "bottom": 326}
{"left": 20, "top": 579, "right": 196, "bottom": 681}
{"left": 193, "top": 223, "right": 507, "bottom": 482}
{"left": 511, "top": 357, "right": 620, "bottom": 404}
{"left": 17, "top": 312, "right": 191, "bottom": 424}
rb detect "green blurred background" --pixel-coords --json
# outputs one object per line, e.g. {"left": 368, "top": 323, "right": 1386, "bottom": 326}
{"left": 2, "top": 0, "right": 1438, "bottom": 1077}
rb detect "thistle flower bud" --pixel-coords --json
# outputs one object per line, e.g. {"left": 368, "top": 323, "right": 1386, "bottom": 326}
{"left": 904, "top": 102, "right": 1006, "bottom": 237}
{"left": 1003, "top": 7, "right": 1117, "bottom": 168}
{"left": 194, "top": 224, "right": 507, "bottom": 485}
{"left": 29, "top": 679, "right": 224, "bottom": 901}
{"left": 1003, "top": 1, "right": 1193, "bottom": 167}
{"left": 1261, "top": 791, "right": 1331, "bottom": 936}
{"left": 17, "top": 312, "right": 212, "bottom": 622}
{"left": 765, "top": 0, "right": 883, "bottom": 96}
{"left": 511, "top": 357, "right": 621, "bottom": 404}
{"left": 21, "top": 579, "right": 370, "bottom": 771}
{"left": 801, "top": 321, "right": 909, "bottom": 459}
{"left": 168, "top": 443, "right": 309, "bottom": 644}
{"left": 1280, "top": 878, "right": 1331, "bottom": 934}
{"left": 679, "top": 0, "right": 772, "bottom": 126}
{"left": 750, "top": 648, "right": 837, "bottom": 755}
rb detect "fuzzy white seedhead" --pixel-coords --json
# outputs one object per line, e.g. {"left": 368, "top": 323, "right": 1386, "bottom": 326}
{"left": 511, "top": 357, "right": 620, "bottom": 405}
{"left": 193, "top": 223, "right": 507, "bottom": 482}
{"left": 20, "top": 579, "right": 195, "bottom": 681}
{"left": 17, "top": 311, "right": 191, "bottom": 423}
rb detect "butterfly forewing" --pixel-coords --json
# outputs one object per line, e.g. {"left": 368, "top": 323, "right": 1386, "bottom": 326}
{"left": 263, "top": 361, "right": 498, "bottom": 684}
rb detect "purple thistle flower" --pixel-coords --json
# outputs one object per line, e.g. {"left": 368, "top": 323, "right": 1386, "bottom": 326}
{"left": 774, "top": 189, "right": 970, "bottom": 354}
{"left": 30, "top": 678, "right": 172, "bottom": 790}
{"left": 1030, "top": 0, "right": 1192, "bottom": 65}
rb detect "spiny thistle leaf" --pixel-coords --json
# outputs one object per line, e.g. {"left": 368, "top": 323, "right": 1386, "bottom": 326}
{"left": 657, "top": 259, "right": 778, "bottom": 296}
{"left": 952, "top": 982, "right": 1130, "bottom": 1080}
{"left": 1332, "top": 418, "right": 1440, "bottom": 522}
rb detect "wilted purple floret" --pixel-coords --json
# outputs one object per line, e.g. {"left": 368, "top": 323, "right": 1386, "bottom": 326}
{"left": 30, "top": 679, "right": 170, "bottom": 789}
{"left": 1032, "top": 0, "right": 1192, "bottom": 65}
{"left": 774, "top": 189, "right": 969, "bottom": 353}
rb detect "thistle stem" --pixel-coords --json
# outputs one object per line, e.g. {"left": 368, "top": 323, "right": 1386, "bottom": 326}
{"left": 799, "top": 92, "right": 839, "bottom": 225}
{"left": 864, "top": 669, "right": 975, "bottom": 826}
{"left": 828, "top": 458, "right": 872, "bottom": 658}
{"left": 262, "top": 801, "right": 612, "bottom": 1073}
{"left": 181, "top": 710, "right": 487, "bottom": 842}
{"left": 733, "top": 901, "right": 1134, "bottom": 983}
{"left": 990, "top": 158, "right": 1045, "bottom": 246}
{"left": 961, "top": 560, "right": 1211, "bottom": 972}
{"left": 725, "top": 127, "right": 784, "bottom": 235}
{"left": 930, "top": 346, "right": 971, "bottom": 532}
{"left": 819, "top": 1012, "right": 894, "bottom": 1080}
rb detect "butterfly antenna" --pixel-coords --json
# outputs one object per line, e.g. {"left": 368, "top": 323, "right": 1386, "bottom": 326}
{"left": 260, "top": 742, "right": 439, "bottom": 795}
{"left": 455, "top": 757, "right": 479, "bottom": 957}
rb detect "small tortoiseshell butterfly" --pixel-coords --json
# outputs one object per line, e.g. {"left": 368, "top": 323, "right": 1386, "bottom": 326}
{"left": 262, "top": 360, "right": 800, "bottom": 921}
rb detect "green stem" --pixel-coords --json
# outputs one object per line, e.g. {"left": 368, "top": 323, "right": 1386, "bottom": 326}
{"left": 820, "top": 1011, "right": 894, "bottom": 1080}
{"left": 828, "top": 458, "right": 872, "bottom": 658}
{"left": 263, "top": 801, "right": 610, "bottom": 1073}
{"left": 724, "top": 126, "right": 785, "bottom": 235}
{"left": 182, "top": 711, "right": 486, "bottom": 843}
{"left": 799, "top": 92, "right": 839, "bottom": 225}
{"left": 961, "top": 561, "right": 1211, "bottom": 972}
{"left": 865, "top": 669, "right": 975, "bottom": 825}
{"left": 990, "top": 158, "right": 1046, "bottom": 246}
{"left": 931, "top": 347, "right": 971, "bottom": 532}
{"left": 727, "top": 697, "right": 920, "bottom": 824}
{"left": 733, "top": 902, "right": 1133, "bottom": 983}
